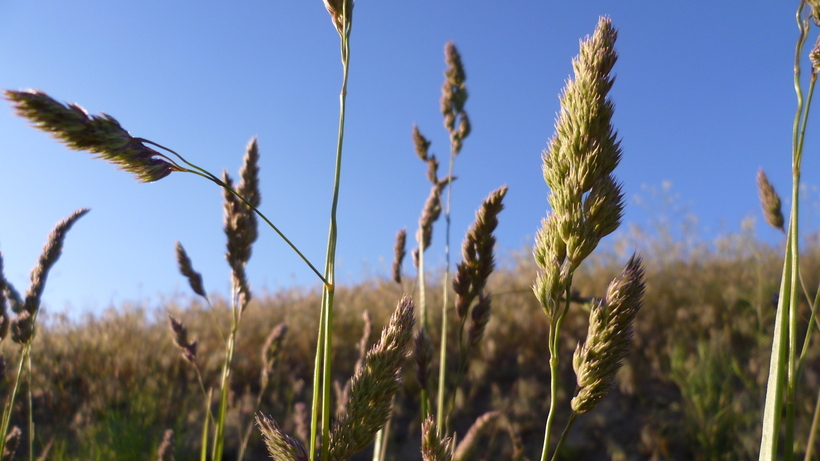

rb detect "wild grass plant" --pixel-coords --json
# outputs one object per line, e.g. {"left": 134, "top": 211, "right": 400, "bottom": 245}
{"left": 0, "top": 5, "right": 659, "bottom": 460}
{"left": 759, "top": 2, "right": 820, "bottom": 460}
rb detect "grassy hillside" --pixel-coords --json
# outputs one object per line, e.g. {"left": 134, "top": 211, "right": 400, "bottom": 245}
{"left": 0, "top": 227, "right": 808, "bottom": 460}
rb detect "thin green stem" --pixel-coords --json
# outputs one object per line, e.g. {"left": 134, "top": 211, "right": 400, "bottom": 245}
{"left": 540, "top": 285, "right": 572, "bottom": 461}
{"left": 540, "top": 321, "right": 559, "bottom": 461}
{"left": 26, "top": 348, "right": 33, "bottom": 461}
{"left": 550, "top": 412, "right": 578, "bottom": 461}
{"left": 316, "top": 7, "right": 351, "bottom": 460}
{"left": 435, "top": 137, "right": 458, "bottom": 436}
{"left": 419, "top": 248, "right": 428, "bottom": 330}
{"left": 435, "top": 282, "right": 449, "bottom": 436}
{"left": 759, "top": 6, "right": 810, "bottom": 459}
{"left": 0, "top": 341, "right": 32, "bottom": 457}
{"left": 806, "top": 387, "right": 820, "bottom": 461}
{"left": 309, "top": 299, "right": 326, "bottom": 461}
{"left": 211, "top": 288, "right": 241, "bottom": 461}
{"left": 136, "top": 138, "right": 327, "bottom": 284}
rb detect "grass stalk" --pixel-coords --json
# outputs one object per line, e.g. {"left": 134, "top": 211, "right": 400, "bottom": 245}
{"left": 760, "top": 3, "right": 817, "bottom": 459}
{"left": 310, "top": 2, "right": 352, "bottom": 460}
{"left": 137, "top": 139, "right": 326, "bottom": 285}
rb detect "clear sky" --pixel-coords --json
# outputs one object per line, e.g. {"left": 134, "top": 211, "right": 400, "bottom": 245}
{"left": 0, "top": 2, "right": 815, "bottom": 316}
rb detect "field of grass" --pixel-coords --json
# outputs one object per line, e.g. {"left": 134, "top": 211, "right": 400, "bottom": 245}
{"left": 5, "top": 3, "right": 820, "bottom": 460}
{"left": 0, "top": 225, "right": 806, "bottom": 460}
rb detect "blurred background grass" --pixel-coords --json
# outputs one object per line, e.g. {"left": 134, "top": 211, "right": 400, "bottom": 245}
{"left": 3, "top": 214, "right": 813, "bottom": 460}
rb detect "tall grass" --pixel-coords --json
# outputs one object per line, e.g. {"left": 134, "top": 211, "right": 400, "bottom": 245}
{"left": 0, "top": 5, "right": 663, "bottom": 460}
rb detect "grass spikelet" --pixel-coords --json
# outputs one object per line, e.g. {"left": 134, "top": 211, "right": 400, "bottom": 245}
{"left": 416, "top": 177, "right": 455, "bottom": 251}
{"left": 415, "top": 327, "right": 433, "bottom": 392}
{"left": 756, "top": 169, "right": 785, "bottom": 232}
{"left": 467, "top": 294, "right": 491, "bottom": 350}
{"left": 392, "top": 229, "right": 407, "bottom": 285}
{"left": 0, "top": 255, "right": 9, "bottom": 342}
{"left": 24, "top": 208, "right": 89, "bottom": 315}
{"left": 10, "top": 312, "right": 33, "bottom": 345}
{"left": 292, "top": 402, "right": 310, "bottom": 448}
{"left": 256, "top": 413, "right": 308, "bottom": 461}
{"left": 571, "top": 254, "right": 645, "bottom": 414}
{"left": 4, "top": 90, "right": 177, "bottom": 182}
{"left": 453, "top": 411, "right": 501, "bottom": 461}
{"left": 261, "top": 322, "right": 288, "bottom": 386}
{"left": 534, "top": 17, "right": 626, "bottom": 460}
{"left": 167, "top": 315, "right": 197, "bottom": 365}
{"left": 3, "top": 278, "right": 23, "bottom": 316}
{"left": 412, "top": 124, "right": 432, "bottom": 162}
{"left": 222, "top": 172, "right": 252, "bottom": 310}
{"left": 441, "top": 42, "right": 469, "bottom": 154}
{"left": 175, "top": 242, "right": 206, "bottom": 299}
{"left": 328, "top": 297, "right": 415, "bottom": 460}
{"left": 336, "top": 311, "right": 372, "bottom": 418}
{"left": 453, "top": 186, "right": 507, "bottom": 319}
{"left": 1, "top": 426, "right": 20, "bottom": 461}
{"left": 156, "top": 429, "right": 174, "bottom": 461}
{"left": 421, "top": 416, "right": 453, "bottom": 461}
{"left": 219, "top": 139, "right": 261, "bottom": 310}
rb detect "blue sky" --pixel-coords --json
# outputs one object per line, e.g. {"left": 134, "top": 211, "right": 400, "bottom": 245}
{"left": 0, "top": 2, "right": 814, "bottom": 316}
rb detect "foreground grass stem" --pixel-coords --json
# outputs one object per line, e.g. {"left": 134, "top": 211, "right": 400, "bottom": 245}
{"left": 312, "top": 2, "right": 352, "bottom": 460}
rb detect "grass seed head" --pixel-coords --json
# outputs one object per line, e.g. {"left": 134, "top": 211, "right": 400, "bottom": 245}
{"left": 4, "top": 90, "right": 178, "bottom": 182}
{"left": 414, "top": 327, "right": 433, "bottom": 392}
{"left": 329, "top": 296, "right": 415, "bottom": 460}
{"left": 571, "top": 254, "right": 645, "bottom": 414}
{"left": 454, "top": 186, "right": 507, "bottom": 318}
{"left": 256, "top": 413, "right": 308, "bottom": 461}
{"left": 468, "top": 294, "right": 492, "bottom": 350}
{"left": 421, "top": 416, "right": 453, "bottom": 461}
{"left": 453, "top": 411, "right": 501, "bottom": 461}
{"left": 756, "top": 169, "right": 785, "bottom": 232}
{"left": 535, "top": 16, "right": 623, "bottom": 313}
{"left": 10, "top": 312, "right": 33, "bottom": 345}
{"left": 175, "top": 242, "right": 206, "bottom": 299}
{"left": 24, "top": 208, "right": 89, "bottom": 316}
{"left": 156, "top": 429, "right": 174, "bottom": 461}
{"left": 167, "top": 315, "right": 197, "bottom": 365}
{"left": 417, "top": 178, "right": 454, "bottom": 251}
{"left": 2, "top": 426, "right": 21, "bottom": 461}
{"left": 412, "top": 124, "right": 432, "bottom": 162}
{"left": 392, "top": 229, "right": 407, "bottom": 285}
{"left": 441, "top": 42, "right": 469, "bottom": 154}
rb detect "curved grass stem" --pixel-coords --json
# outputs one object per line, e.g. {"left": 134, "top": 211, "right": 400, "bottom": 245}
{"left": 135, "top": 138, "right": 327, "bottom": 285}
